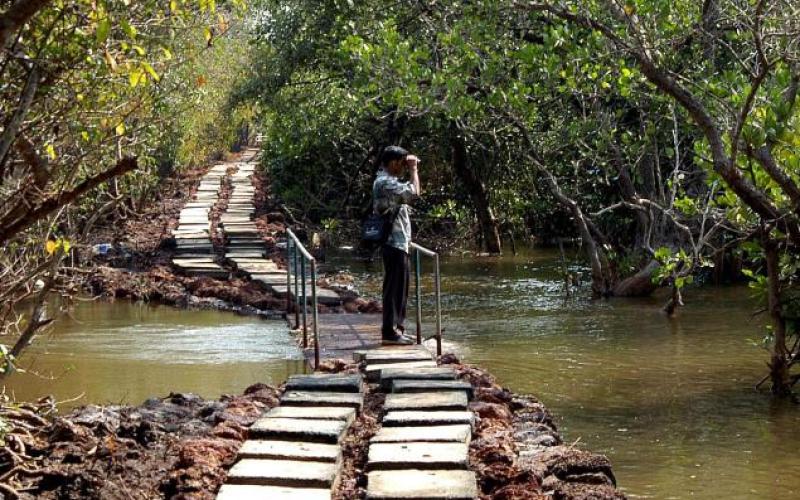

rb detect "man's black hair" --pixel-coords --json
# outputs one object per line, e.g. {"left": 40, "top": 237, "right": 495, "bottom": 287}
{"left": 380, "top": 145, "right": 409, "bottom": 166}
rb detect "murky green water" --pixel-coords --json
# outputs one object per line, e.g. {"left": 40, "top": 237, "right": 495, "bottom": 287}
{"left": 330, "top": 248, "right": 800, "bottom": 499}
{"left": 4, "top": 301, "right": 305, "bottom": 406}
{"left": 5, "top": 248, "right": 799, "bottom": 498}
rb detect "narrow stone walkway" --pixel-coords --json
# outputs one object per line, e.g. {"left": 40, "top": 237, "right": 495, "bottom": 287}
{"left": 359, "top": 346, "right": 478, "bottom": 499}
{"left": 216, "top": 346, "right": 478, "bottom": 499}
{"left": 220, "top": 157, "right": 288, "bottom": 291}
{"left": 216, "top": 373, "right": 365, "bottom": 499}
{"left": 171, "top": 162, "right": 228, "bottom": 277}
{"left": 171, "top": 150, "right": 259, "bottom": 277}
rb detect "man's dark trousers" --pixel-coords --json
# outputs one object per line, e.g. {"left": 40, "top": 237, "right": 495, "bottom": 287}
{"left": 382, "top": 244, "right": 409, "bottom": 338}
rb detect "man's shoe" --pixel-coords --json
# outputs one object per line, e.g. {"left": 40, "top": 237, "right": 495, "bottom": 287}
{"left": 381, "top": 334, "right": 414, "bottom": 345}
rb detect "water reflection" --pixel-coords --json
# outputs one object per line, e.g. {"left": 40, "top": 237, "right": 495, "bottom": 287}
{"left": 330, "top": 247, "right": 800, "bottom": 499}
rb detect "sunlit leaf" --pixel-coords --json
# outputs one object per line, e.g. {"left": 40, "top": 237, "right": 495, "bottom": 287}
{"left": 129, "top": 68, "right": 144, "bottom": 87}
{"left": 142, "top": 62, "right": 160, "bottom": 82}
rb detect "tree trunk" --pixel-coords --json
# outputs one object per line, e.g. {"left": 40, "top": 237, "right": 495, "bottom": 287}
{"left": 451, "top": 126, "right": 502, "bottom": 254}
{"left": 764, "top": 235, "right": 791, "bottom": 397}
{"left": 612, "top": 260, "right": 660, "bottom": 297}
{"left": 0, "top": 0, "right": 52, "bottom": 51}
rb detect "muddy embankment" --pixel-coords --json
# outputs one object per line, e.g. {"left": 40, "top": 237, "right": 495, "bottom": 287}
{"left": 82, "top": 152, "right": 379, "bottom": 317}
{"left": 0, "top": 384, "right": 280, "bottom": 499}
{"left": 0, "top": 356, "right": 623, "bottom": 499}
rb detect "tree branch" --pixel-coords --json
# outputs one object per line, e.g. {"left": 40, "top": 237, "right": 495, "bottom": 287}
{"left": 0, "top": 156, "right": 138, "bottom": 245}
{"left": 0, "top": 0, "right": 52, "bottom": 51}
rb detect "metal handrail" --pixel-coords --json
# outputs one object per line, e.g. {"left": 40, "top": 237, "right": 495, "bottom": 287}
{"left": 285, "top": 228, "right": 320, "bottom": 370}
{"left": 409, "top": 242, "right": 443, "bottom": 356}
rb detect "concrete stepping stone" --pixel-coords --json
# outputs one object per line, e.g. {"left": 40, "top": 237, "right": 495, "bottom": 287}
{"left": 286, "top": 374, "right": 362, "bottom": 393}
{"left": 174, "top": 231, "right": 209, "bottom": 238}
{"left": 365, "top": 351, "right": 433, "bottom": 365}
{"left": 239, "top": 264, "right": 281, "bottom": 274}
{"left": 239, "top": 440, "right": 341, "bottom": 463}
{"left": 227, "top": 459, "right": 338, "bottom": 488}
{"left": 232, "top": 258, "right": 277, "bottom": 264}
{"left": 368, "top": 442, "right": 469, "bottom": 471}
{"left": 217, "top": 484, "right": 331, "bottom": 500}
{"left": 382, "top": 411, "right": 474, "bottom": 428}
{"left": 366, "top": 361, "right": 438, "bottom": 382}
{"left": 172, "top": 237, "right": 211, "bottom": 245}
{"left": 280, "top": 391, "right": 363, "bottom": 411}
{"left": 272, "top": 286, "right": 342, "bottom": 305}
{"left": 384, "top": 393, "right": 468, "bottom": 412}
{"left": 222, "top": 219, "right": 258, "bottom": 225}
{"left": 354, "top": 346, "right": 429, "bottom": 362}
{"left": 172, "top": 258, "right": 217, "bottom": 264}
{"left": 371, "top": 425, "right": 472, "bottom": 445}
{"left": 249, "top": 417, "right": 347, "bottom": 444}
{"left": 173, "top": 262, "right": 222, "bottom": 269}
{"left": 379, "top": 367, "right": 456, "bottom": 391}
{"left": 229, "top": 240, "right": 263, "bottom": 246}
{"left": 366, "top": 470, "right": 478, "bottom": 500}
{"left": 264, "top": 406, "right": 356, "bottom": 424}
{"left": 226, "top": 252, "right": 266, "bottom": 258}
{"left": 253, "top": 275, "right": 290, "bottom": 287}
{"left": 391, "top": 380, "right": 474, "bottom": 400}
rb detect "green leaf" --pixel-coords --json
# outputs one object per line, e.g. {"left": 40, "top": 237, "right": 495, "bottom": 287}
{"left": 121, "top": 19, "right": 137, "bottom": 40}
{"left": 96, "top": 18, "right": 111, "bottom": 44}
{"left": 654, "top": 246, "right": 671, "bottom": 261}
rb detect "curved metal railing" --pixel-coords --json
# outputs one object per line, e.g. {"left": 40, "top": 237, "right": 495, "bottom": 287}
{"left": 285, "top": 232, "right": 443, "bottom": 368}
{"left": 285, "top": 228, "right": 320, "bottom": 369}
{"left": 409, "top": 242, "right": 443, "bottom": 356}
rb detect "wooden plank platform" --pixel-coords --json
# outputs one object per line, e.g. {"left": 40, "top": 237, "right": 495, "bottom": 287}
{"left": 302, "top": 313, "right": 385, "bottom": 364}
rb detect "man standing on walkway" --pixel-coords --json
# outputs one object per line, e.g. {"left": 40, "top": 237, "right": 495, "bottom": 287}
{"left": 373, "top": 146, "right": 421, "bottom": 345}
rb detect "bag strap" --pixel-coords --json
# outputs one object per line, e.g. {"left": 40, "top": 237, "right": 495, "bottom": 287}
{"left": 379, "top": 204, "right": 402, "bottom": 221}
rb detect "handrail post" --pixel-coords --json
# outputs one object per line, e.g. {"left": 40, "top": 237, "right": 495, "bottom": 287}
{"left": 434, "top": 253, "right": 442, "bottom": 357}
{"left": 414, "top": 248, "right": 422, "bottom": 345}
{"left": 293, "top": 243, "right": 300, "bottom": 329}
{"left": 300, "top": 257, "right": 308, "bottom": 348}
{"left": 286, "top": 238, "right": 292, "bottom": 317}
{"left": 311, "top": 259, "right": 320, "bottom": 371}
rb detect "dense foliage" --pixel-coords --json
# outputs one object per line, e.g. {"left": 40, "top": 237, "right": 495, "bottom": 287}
{"left": 0, "top": 0, "right": 253, "bottom": 374}
{"left": 247, "top": 0, "right": 800, "bottom": 395}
